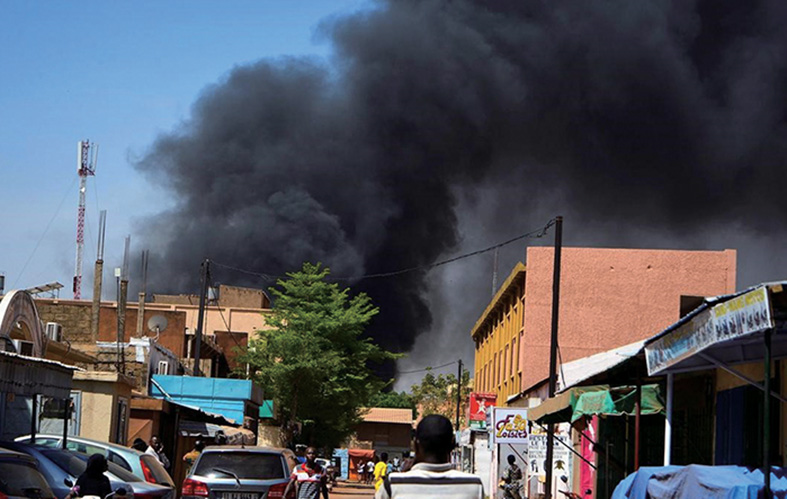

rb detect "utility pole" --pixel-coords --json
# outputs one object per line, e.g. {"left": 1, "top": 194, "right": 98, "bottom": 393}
{"left": 456, "top": 359, "right": 463, "bottom": 431}
{"left": 544, "top": 216, "right": 563, "bottom": 499}
{"left": 194, "top": 259, "right": 210, "bottom": 377}
{"left": 73, "top": 140, "right": 98, "bottom": 300}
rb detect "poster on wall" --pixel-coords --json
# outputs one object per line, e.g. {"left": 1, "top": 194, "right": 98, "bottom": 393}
{"left": 526, "top": 423, "right": 571, "bottom": 478}
{"left": 468, "top": 392, "right": 497, "bottom": 429}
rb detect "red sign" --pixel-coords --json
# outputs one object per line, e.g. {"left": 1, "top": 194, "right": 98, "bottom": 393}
{"left": 468, "top": 392, "right": 497, "bottom": 422}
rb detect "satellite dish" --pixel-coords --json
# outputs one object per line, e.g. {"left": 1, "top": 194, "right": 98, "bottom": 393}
{"left": 147, "top": 315, "right": 168, "bottom": 334}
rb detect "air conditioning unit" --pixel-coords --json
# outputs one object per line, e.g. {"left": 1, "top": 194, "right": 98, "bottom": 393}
{"left": 12, "top": 340, "right": 34, "bottom": 356}
{"left": 157, "top": 360, "right": 170, "bottom": 375}
{"left": 45, "top": 322, "right": 63, "bottom": 342}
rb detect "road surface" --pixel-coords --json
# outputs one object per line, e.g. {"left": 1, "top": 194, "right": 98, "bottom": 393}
{"left": 330, "top": 482, "right": 375, "bottom": 498}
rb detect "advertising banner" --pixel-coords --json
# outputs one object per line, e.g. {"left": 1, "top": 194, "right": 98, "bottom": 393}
{"left": 468, "top": 392, "right": 497, "bottom": 425}
{"left": 492, "top": 408, "right": 529, "bottom": 444}
{"left": 526, "top": 424, "right": 571, "bottom": 478}
{"left": 646, "top": 286, "right": 773, "bottom": 375}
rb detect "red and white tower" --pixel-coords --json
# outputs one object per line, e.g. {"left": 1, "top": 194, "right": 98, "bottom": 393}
{"left": 74, "top": 140, "right": 97, "bottom": 300}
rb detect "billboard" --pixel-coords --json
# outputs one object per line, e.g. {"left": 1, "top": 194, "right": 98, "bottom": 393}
{"left": 646, "top": 286, "right": 773, "bottom": 374}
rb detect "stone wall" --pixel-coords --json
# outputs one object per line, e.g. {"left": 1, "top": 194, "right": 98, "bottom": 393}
{"left": 36, "top": 301, "right": 92, "bottom": 344}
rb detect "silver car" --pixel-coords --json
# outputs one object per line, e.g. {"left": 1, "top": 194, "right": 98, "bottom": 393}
{"left": 182, "top": 446, "right": 295, "bottom": 499}
{"left": 15, "top": 435, "right": 173, "bottom": 487}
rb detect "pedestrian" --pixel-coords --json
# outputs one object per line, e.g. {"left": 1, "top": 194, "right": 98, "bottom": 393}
{"left": 500, "top": 454, "right": 523, "bottom": 499}
{"left": 283, "top": 446, "right": 329, "bottom": 499}
{"left": 375, "top": 415, "right": 484, "bottom": 498}
{"left": 182, "top": 440, "right": 206, "bottom": 469}
{"left": 145, "top": 436, "right": 171, "bottom": 471}
{"left": 366, "top": 459, "right": 375, "bottom": 484}
{"left": 360, "top": 459, "right": 368, "bottom": 484}
{"left": 373, "top": 452, "right": 388, "bottom": 492}
{"left": 64, "top": 454, "right": 112, "bottom": 499}
{"left": 131, "top": 438, "right": 147, "bottom": 452}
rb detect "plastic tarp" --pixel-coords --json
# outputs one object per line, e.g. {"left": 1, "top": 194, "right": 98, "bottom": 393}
{"left": 612, "top": 465, "right": 787, "bottom": 499}
{"left": 529, "top": 384, "right": 665, "bottom": 424}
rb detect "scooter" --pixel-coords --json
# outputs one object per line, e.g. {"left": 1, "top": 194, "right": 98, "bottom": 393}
{"left": 69, "top": 486, "right": 128, "bottom": 499}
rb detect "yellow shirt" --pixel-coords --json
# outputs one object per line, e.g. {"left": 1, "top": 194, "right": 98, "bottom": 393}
{"left": 374, "top": 461, "right": 388, "bottom": 491}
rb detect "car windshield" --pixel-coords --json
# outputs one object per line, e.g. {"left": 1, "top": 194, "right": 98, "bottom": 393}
{"left": 194, "top": 452, "right": 284, "bottom": 480}
{"left": 0, "top": 462, "right": 55, "bottom": 498}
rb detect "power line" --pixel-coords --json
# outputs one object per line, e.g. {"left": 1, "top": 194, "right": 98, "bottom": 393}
{"left": 12, "top": 176, "right": 78, "bottom": 288}
{"left": 211, "top": 218, "right": 556, "bottom": 283}
{"left": 397, "top": 360, "right": 457, "bottom": 374}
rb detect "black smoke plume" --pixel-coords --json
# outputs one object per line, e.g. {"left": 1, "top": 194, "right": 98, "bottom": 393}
{"left": 136, "top": 0, "right": 787, "bottom": 380}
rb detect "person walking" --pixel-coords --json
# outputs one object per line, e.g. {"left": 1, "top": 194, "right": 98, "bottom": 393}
{"left": 373, "top": 452, "right": 388, "bottom": 492}
{"left": 366, "top": 459, "right": 376, "bottom": 485}
{"left": 375, "top": 415, "right": 484, "bottom": 498}
{"left": 284, "top": 447, "right": 329, "bottom": 499}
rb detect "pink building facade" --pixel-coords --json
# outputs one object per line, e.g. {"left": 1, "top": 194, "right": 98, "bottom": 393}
{"left": 519, "top": 247, "right": 737, "bottom": 392}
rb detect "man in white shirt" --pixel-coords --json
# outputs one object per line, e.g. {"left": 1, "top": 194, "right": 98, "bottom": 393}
{"left": 375, "top": 415, "right": 483, "bottom": 498}
{"left": 145, "top": 436, "right": 170, "bottom": 471}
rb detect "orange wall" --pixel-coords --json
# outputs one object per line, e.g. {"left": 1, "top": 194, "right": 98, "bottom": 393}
{"left": 519, "top": 247, "right": 737, "bottom": 391}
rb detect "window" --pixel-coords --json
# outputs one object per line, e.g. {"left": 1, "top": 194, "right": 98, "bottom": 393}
{"left": 504, "top": 345, "right": 509, "bottom": 381}
{"left": 511, "top": 338, "right": 517, "bottom": 378}
{"left": 493, "top": 353, "right": 498, "bottom": 385}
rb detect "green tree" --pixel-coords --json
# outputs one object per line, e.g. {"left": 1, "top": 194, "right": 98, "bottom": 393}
{"left": 410, "top": 368, "right": 472, "bottom": 427}
{"left": 369, "top": 390, "right": 417, "bottom": 419}
{"left": 239, "top": 262, "right": 398, "bottom": 449}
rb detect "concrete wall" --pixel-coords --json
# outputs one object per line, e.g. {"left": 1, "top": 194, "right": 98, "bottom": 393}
{"left": 520, "top": 247, "right": 737, "bottom": 390}
{"left": 73, "top": 372, "right": 133, "bottom": 444}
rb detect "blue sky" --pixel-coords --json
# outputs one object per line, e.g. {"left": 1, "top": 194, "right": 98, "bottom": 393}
{"left": 0, "top": 0, "right": 370, "bottom": 293}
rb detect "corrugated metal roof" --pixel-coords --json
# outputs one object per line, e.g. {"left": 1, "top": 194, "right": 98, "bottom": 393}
{"left": 361, "top": 407, "right": 414, "bottom": 425}
{"left": 557, "top": 340, "right": 646, "bottom": 393}
{"left": 0, "top": 350, "right": 77, "bottom": 398}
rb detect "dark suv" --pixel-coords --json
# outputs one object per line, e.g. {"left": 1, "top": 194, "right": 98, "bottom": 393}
{"left": 182, "top": 446, "right": 296, "bottom": 499}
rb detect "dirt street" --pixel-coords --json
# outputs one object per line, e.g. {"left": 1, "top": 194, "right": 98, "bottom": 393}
{"left": 329, "top": 482, "right": 376, "bottom": 499}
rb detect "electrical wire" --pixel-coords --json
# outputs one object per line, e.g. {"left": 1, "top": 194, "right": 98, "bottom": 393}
{"left": 12, "top": 176, "right": 78, "bottom": 288}
{"left": 211, "top": 218, "right": 556, "bottom": 283}
{"left": 397, "top": 360, "right": 457, "bottom": 374}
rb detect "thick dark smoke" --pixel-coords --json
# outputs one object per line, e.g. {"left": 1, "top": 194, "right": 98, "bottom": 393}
{"left": 136, "top": 0, "right": 787, "bottom": 382}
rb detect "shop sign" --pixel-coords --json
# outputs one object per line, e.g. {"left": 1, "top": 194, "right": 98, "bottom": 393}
{"left": 492, "top": 408, "right": 528, "bottom": 444}
{"left": 645, "top": 286, "right": 773, "bottom": 375}
{"left": 468, "top": 392, "right": 497, "bottom": 422}
{"left": 526, "top": 424, "right": 571, "bottom": 477}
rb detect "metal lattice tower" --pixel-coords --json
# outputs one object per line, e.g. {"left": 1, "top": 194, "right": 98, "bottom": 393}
{"left": 73, "top": 140, "right": 97, "bottom": 299}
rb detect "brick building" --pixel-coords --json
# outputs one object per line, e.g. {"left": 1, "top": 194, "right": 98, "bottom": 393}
{"left": 472, "top": 247, "right": 737, "bottom": 404}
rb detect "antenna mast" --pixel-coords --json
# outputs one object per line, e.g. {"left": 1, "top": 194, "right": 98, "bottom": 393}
{"left": 73, "top": 140, "right": 98, "bottom": 299}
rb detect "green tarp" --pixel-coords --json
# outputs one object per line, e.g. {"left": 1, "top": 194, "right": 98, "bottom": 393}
{"left": 529, "top": 384, "right": 665, "bottom": 424}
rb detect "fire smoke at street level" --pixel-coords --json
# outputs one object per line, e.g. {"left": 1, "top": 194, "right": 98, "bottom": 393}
{"left": 135, "top": 0, "right": 787, "bottom": 371}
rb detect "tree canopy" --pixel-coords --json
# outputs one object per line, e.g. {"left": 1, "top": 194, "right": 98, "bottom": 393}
{"left": 410, "top": 368, "right": 472, "bottom": 427}
{"left": 239, "top": 262, "right": 398, "bottom": 449}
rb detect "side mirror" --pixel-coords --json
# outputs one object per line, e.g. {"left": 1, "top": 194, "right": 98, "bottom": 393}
{"left": 64, "top": 478, "right": 73, "bottom": 487}
{"left": 114, "top": 487, "right": 128, "bottom": 498}
{"left": 560, "top": 476, "right": 568, "bottom": 484}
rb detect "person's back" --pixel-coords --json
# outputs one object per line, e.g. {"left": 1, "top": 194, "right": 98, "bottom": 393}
{"left": 375, "top": 415, "right": 483, "bottom": 499}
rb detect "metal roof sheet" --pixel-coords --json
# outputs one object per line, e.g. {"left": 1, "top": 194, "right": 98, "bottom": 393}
{"left": 361, "top": 407, "right": 414, "bottom": 424}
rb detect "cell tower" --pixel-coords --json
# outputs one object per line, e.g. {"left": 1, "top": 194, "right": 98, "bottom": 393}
{"left": 73, "top": 140, "right": 98, "bottom": 300}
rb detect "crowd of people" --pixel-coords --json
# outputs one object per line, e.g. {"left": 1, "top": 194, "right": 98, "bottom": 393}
{"left": 66, "top": 414, "right": 488, "bottom": 498}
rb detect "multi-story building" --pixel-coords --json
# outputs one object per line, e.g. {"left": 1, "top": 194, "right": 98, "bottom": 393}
{"left": 471, "top": 247, "right": 737, "bottom": 405}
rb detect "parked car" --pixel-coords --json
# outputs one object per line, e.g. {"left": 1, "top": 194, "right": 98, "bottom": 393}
{"left": 183, "top": 446, "right": 295, "bottom": 499}
{"left": 15, "top": 435, "right": 174, "bottom": 487}
{"left": 0, "top": 447, "right": 56, "bottom": 499}
{"left": 1, "top": 441, "right": 172, "bottom": 499}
